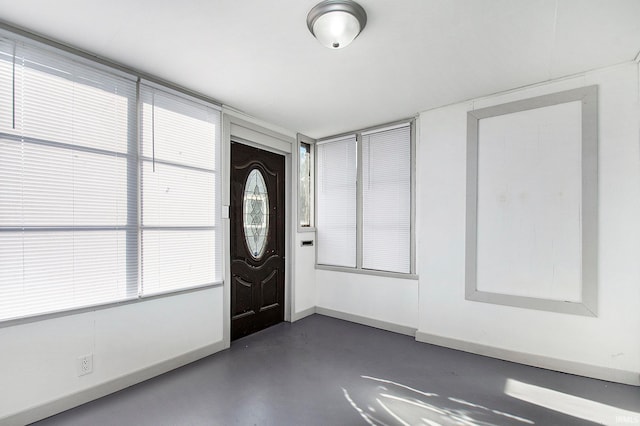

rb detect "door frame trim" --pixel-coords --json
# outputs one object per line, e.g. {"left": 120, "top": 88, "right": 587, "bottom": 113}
{"left": 222, "top": 113, "right": 295, "bottom": 347}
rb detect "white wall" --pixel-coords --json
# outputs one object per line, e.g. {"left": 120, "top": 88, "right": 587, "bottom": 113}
{"left": 316, "top": 270, "right": 419, "bottom": 331}
{"left": 0, "top": 288, "right": 224, "bottom": 422}
{"left": 417, "top": 62, "right": 640, "bottom": 384}
{"left": 294, "top": 231, "right": 317, "bottom": 319}
{"left": 475, "top": 100, "right": 584, "bottom": 302}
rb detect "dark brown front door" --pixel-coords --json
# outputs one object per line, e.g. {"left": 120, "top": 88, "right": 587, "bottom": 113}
{"left": 230, "top": 142, "right": 285, "bottom": 340}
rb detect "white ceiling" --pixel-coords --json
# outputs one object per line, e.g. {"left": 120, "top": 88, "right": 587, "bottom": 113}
{"left": 0, "top": 0, "right": 638, "bottom": 138}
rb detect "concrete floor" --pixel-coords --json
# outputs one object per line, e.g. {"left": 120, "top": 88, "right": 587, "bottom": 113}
{"left": 34, "top": 314, "right": 639, "bottom": 425}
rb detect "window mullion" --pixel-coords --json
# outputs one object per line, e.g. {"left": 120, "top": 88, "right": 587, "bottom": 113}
{"left": 410, "top": 122, "right": 416, "bottom": 275}
{"left": 356, "top": 133, "right": 363, "bottom": 270}
{"left": 126, "top": 78, "right": 140, "bottom": 298}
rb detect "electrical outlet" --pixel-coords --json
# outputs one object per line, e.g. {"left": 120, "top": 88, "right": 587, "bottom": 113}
{"left": 77, "top": 354, "right": 93, "bottom": 376}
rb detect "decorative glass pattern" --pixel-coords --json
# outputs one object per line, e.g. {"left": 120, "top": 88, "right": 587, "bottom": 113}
{"left": 243, "top": 169, "right": 269, "bottom": 259}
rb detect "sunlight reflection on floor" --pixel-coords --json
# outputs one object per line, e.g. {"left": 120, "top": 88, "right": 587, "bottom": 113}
{"left": 505, "top": 378, "right": 640, "bottom": 426}
{"left": 342, "top": 375, "right": 535, "bottom": 426}
{"left": 342, "top": 375, "right": 640, "bottom": 426}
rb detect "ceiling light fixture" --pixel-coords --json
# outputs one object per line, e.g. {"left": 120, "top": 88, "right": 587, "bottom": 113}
{"left": 306, "top": 0, "right": 367, "bottom": 49}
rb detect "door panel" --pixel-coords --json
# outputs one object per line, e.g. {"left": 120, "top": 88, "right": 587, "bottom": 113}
{"left": 230, "top": 142, "right": 285, "bottom": 340}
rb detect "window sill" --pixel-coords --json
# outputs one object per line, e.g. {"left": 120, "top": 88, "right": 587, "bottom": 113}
{"left": 297, "top": 226, "right": 316, "bottom": 233}
{"left": 0, "top": 282, "right": 223, "bottom": 329}
{"left": 315, "top": 264, "right": 418, "bottom": 280}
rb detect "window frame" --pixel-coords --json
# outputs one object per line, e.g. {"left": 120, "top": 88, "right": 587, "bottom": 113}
{"left": 297, "top": 133, "right": 316, "bottom": 232}
{"left": 138, "top": 82, "right": 223, "bottom": 297}
{"left": 314, "top": 119, "right": 418, "bottom": 279}
{"left": 0, "top": 26, "right": 223, "bottom": 328}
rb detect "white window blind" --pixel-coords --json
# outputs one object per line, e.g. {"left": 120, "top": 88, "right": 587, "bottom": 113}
{"left": 316, "top": 135, "right": 357, "bottom": 267}
{"left": 0, "top": 30, "right": 223, "bottom": 323}
{"left": 315, "top": 123, "right": 414, "bottom": 275}
{"left": 0, "top": 38, "right": 137, "bottom": 321}
{"left": 362, "top": 125, "right": 411, "bottom": 273}
{"left": 140, "top": 85, "right": 221, "bottom": 295}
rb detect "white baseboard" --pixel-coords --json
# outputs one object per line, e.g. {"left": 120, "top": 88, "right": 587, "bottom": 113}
{"left": 2, "top": 340, "right": 228, "bottom": 426}
{"left": 316, "top": 307, "right": 417, "bottom": 337}
{"left": 291, "top": 306, "right": 316, "bottom": 322}
{"left": 415, "top": 331, "right": 640, "bottom": 386}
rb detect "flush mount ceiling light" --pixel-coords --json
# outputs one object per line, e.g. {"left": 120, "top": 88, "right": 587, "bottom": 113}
{"left": 307, "top": 0, "right": 367, "bottom": 49}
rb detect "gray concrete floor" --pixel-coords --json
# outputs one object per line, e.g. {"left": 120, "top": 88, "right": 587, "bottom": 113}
{"left": 34, "top": 314, "right": 639, "bottom": 425}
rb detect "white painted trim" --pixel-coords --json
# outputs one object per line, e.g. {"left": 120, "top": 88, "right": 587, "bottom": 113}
{"left": 421, "top": 61, "right": 634, "bottom": 115}
{"left": 291, "top": 306, "right": 316, "bottom": 322}
{"left": 1, "top": 340, "right": 227, "bottom": 426}
{"left": 316, "top": 307, "right": 417, "bottom": 337}
{"left": 465, "top": 85, "right": 599, "bottom": 317}
{"left": 415, "top": 331, "right": 640, "bottom": 386}
{"left": 229, "top": 117, "right": 293, "bottom": 155}
{"left": 361, "top": 121, "right": 411, "bottom": 136}
{"left": 315, "top": 264, "right": 418, "bottom": 280}
{"left": 139, "top": 79, "right": 222, "bottom": 111}
{"left": 222, "top": 106, "right": 296, "bottom": 140}
{"left": 316, "top": 133, "right": 357, "bottom": 145}
{"left": 297, "top": 133, "right": 316, "bottom": 232}
{"left": 285, "top": 147, "right": 293, "bottom": 323}
{"left": 297, "top": 227, "right": 316, "bottom": 233}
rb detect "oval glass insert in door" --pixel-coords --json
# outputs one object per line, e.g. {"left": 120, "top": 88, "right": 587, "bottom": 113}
{"left": 243, "top": 169, "right": 269, "bottom": 259}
